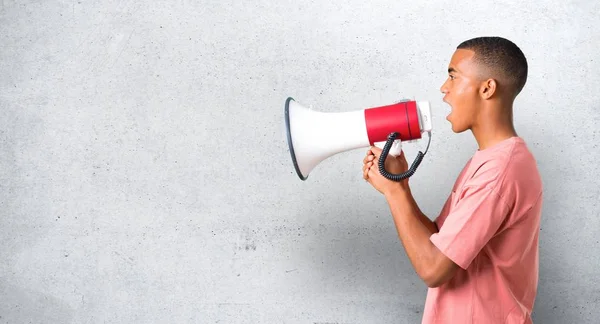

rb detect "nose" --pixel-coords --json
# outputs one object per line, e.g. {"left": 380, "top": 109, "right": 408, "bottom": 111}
{"left": 440, "top": 80, "right": 448, "bottom": 94}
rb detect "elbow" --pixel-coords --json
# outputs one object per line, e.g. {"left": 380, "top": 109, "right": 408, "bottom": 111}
{"left": 423, "top": 274, "right": 448, "bottom": 288}
{"left": 419, "top": 257, "right": 459, "bottom": 288}
{"left": 421, "top": 270, "right": 447, "bottom": 288}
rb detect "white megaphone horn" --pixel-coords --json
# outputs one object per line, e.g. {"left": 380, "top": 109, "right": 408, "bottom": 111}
{"left": 284, "top": 97, "right": 433, "bottom": 181}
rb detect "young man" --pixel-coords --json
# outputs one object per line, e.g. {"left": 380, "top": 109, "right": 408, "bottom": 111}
{"left": 362, "top": 37, "right": 543, "bottom": 323}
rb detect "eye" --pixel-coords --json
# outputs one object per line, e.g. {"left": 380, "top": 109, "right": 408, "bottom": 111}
{"left": 449, "top": 75, "right": 455, "bottom": 80}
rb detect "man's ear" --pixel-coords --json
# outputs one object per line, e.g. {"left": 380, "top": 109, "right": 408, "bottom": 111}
{"left": 480, "top": 78, "right": 497, "bottom": 100}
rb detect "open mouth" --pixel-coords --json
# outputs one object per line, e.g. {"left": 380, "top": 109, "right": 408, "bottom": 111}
{"left": 444, "top": 102, "right": 453, "bottom": 119}
{"left": 443, "top": 101, "right": 452, "bottom": 111}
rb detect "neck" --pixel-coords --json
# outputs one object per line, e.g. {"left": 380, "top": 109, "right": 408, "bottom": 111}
{"left": 471, "top": 99, "right": 518, "bottom": 150}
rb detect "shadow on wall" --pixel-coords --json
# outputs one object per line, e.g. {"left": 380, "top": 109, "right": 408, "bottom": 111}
{"left": 0, "top": 279, "right": 74, "bottom": 323}
{"left": 0, "top": 104, "right": 74, "bottom": 323}
{"left": 296, "top": 194, "right": 430, "bottom": 320}
{"left": 531, "top": 247, "right": 563, "bottom": 324}
{"left": 518, "top": 122, "right": 570, "bottom": 323}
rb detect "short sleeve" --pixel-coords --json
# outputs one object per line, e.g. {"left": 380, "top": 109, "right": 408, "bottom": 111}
{"left": 429, "top": 184, "right": 510, "bottom": 270}
{"left": 432, "top": 193, "right": 452, "bottom": 227}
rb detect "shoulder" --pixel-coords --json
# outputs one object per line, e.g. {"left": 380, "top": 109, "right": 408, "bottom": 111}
{"left": 466, "top": 137, "right": 542, "bottom": 204}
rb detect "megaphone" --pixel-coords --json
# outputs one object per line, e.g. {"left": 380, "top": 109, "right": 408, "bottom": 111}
{"left": 284, "top": 97, "right": 432, "bottom": 181}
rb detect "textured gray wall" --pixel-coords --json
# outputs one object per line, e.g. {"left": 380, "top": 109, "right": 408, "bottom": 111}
{"left": 1, "top": 0, "right": 599, "bottom": 323}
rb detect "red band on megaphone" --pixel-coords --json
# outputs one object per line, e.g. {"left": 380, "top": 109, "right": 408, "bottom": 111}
{"left": 407, "top": 102, "right": 422, "bottom": 140}
{"left": 364, "top": 101, "right": 422, "bottom": 144}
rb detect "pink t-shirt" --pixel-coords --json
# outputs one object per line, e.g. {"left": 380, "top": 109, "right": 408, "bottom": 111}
{"left": 423, "top": 136, "right": 543, "bottom": 323}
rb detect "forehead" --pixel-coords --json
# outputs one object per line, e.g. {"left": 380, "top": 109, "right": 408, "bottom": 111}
{"left": 448, "top": 49, "right": 476, "bottom": 72}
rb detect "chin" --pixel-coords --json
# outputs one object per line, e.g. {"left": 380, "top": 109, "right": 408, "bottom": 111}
{"left": 447, "top": 119, "right": 465, "bottom": 133}
{"left": 452, "top": 125, "right": 468, "bottom": 133}
{"left": 446, "top": 115, "right": 457, "bottom": 132}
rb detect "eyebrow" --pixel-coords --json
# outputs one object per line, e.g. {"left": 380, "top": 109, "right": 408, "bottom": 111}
{"left": 448, "top": 67, "right": 457, "bottom": 73}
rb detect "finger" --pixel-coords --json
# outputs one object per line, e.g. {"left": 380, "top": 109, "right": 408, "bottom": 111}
{"left": 363, "top": 150, "right": 374, "bottom": 163}
{"left": 371, "top": 160, "right": 381, "bottom": 172}
{"left": 367, "top": 166, "right": 376, "bottom": 178}
{"left": 368, "top": 165, "right": 380, "bottom": 178}
{"left": 363, "top": 162, "right": 372, "bottom": 178}
{"left": 370, "top": 146, "right": 382, "bottom": 154}
{"left": 365, "top": 165, "right": 373, "bottom": 181}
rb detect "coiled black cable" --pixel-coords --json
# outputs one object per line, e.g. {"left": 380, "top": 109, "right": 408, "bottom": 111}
{"left": 378, "top": 131, "right": 431, "bottom": 181}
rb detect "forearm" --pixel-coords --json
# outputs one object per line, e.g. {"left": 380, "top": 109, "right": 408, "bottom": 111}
{"left": 384, "top": 187, "right": 441, "bottom": 282}
{"left": 414, "top": 204, "right": 439, "bottom": 234}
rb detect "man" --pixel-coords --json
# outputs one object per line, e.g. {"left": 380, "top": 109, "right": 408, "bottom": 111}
{"left": 362, "top": 36, "right": 543, "bottom": 323}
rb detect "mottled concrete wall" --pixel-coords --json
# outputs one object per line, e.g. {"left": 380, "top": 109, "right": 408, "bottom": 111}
{"left": 1, "top": 0, "right": 598, "bottom": 323}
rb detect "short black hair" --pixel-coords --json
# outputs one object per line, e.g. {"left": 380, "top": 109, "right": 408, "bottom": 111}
{"left": 457, "top": 36, "right": 528, "bottom": 96}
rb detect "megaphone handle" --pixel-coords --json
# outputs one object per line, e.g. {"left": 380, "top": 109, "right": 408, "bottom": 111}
{"left": 378, "top": 132, "right": 427, "bottom": 182}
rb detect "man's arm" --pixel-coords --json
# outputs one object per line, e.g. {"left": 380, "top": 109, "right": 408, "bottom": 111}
{"left": 410, "top": 194, "right": 439, "bottom": 234}
{"left": 384, "top": 186, "right": 458, "bottom": 288}
{"left": 362, "top": 146, "right": 457, "bottom": 287}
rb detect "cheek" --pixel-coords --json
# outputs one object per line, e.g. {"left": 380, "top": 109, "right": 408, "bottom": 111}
{"left": 454, "top": 83, "right": 479, "bottom": 105}
{"left": 455, "top": 81, "right": 475, "bottom": 96}
{"left": 450, "top": 82, "right": 478, "bottom": 123}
